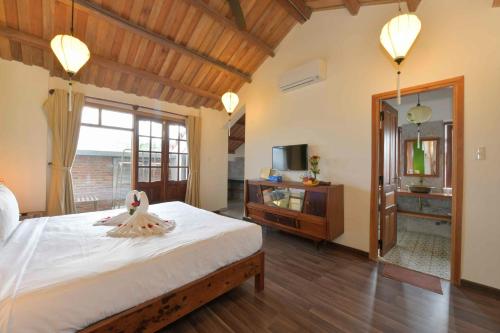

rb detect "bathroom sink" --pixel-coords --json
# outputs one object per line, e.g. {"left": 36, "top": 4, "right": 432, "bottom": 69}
{"left": 408, "top": 185, "right": 433, "bottom": 194}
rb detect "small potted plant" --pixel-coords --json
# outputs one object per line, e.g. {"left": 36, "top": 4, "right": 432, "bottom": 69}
{"left": 309, "top": 155, "right": 320, "bottom": 180}
{"left": 302, "top": 155, "right": 320, "bottom": 186}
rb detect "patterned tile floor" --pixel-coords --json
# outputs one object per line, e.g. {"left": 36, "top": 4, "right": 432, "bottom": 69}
{"left": 382, "top": 231, "right": 451, "bottom": 280}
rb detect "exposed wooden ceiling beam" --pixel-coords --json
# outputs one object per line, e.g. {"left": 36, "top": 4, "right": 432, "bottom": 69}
{"left": 227, "top": 0, "right": 246, "bottom": 31}
{"left": 277, "top": 0, "right": 312, "bottom": 24}
{"left": 182, "top": 0, "right": 275, "bottom": 57}
{"left": 493, "top": 0, "right": 500, "bottom": 7}
{"left": 0, "top": 26, "right": 221, "bottom": 103}
{"left": 406, "top": 0, "right": 421, "bottom": 12}
{"left": 344, "top": 0, "right": 360, "bottom": 15}
{"left": 70, "top": 0, "right": 251, "bottom": 83}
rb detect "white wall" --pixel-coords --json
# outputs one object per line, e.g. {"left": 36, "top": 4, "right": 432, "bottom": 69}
{"left": 238, "top": 0, "right": 500, "bottom": 288}
{"left": 200, "top": 108, "right": 229, "bottom": 211}
{"left": 0, "top": 58, "right": 228, "bottom": 213}
{"left": 0, "top": 61, "right": 48, "bottom": 212}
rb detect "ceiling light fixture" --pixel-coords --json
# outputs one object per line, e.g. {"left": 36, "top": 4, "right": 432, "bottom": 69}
{"left": 407, "top": 93, "right": 432, "bottom": 148}
{"left": 50, "top": 0, "right": 90, "bottom": 111}
{"left": 380, "top": 1, "right": 421, "bottom": 105}
{"left": 221, "top": 91, "right": 239, "bottom": 115}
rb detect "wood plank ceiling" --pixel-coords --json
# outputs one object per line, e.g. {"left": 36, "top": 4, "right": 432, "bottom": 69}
{"left": 305, "top": 0, "right": 421, "bottom": 14}
{"left": 0, "top": 0, "right": 299, "bottom": 110}
{"left": 0, "top": 0, "right": 433, "bottom": 111}
{"left": 228, "top": 113, "right": 244, "bottom": 153}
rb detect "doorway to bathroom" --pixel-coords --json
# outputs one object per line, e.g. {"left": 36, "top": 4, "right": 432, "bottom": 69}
{"left": 370, "top": 77, "right": 464, "bottom": 285}
{"left": 221, "top": 114, "right": 245, "bottom": 219}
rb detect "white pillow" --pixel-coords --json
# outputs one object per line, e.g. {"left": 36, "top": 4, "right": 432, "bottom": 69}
{"left": 0, "top": 185, "right": 20, "bottom": 243}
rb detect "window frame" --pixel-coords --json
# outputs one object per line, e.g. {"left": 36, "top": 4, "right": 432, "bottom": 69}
{"left": 136, "top": 118, "right": 164, "bottom": 184}
{"left": 81, "top": 102, "right": 189, "bottom": 187}
{"left": 167, "top": 121, "right": 189, "bottom": 182}
{"left": 75, "top": 105, "right": 135, "bottom": 210}
{"left": 81, "top": 105, "right": 135, "bottom": 131}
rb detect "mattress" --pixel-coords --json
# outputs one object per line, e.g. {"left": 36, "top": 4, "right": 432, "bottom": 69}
{"left": 0, "top": 201, "right": 262, "bottom": 333}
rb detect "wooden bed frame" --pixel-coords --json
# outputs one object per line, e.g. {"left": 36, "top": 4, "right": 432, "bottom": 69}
{"left": 80, "top": 251, "right": 265, "bottom": 333}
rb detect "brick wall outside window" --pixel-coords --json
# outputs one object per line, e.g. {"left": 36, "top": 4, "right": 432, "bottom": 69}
{"left": 72, "top": 151, "right": 131, "bottom": 213}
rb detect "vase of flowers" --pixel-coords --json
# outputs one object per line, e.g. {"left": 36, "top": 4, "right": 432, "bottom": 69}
{"left": 302, "top": 155, "right": 321, "bottom": 186}
{"left": 309, "top": 155, "right": 320, "bottom": 180}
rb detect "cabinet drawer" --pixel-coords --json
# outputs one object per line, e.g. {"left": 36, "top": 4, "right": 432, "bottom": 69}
{"left": 299, "top": 219, "right": 326, "bottom": 238}
{"left": 265, "top": 212, "right": 298, "bottom": 228}
{"left": 247, "top": 207, "right": 264, "bottom": 219}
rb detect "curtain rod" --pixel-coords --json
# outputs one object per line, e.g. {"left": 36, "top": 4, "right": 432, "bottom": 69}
{"left": 48, "top": 89, "right": 189, "bottom": 119}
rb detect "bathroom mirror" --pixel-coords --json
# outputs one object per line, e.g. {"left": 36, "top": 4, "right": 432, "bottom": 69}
{"left": 404, "top": 138, "right": 439, "bottom": 177}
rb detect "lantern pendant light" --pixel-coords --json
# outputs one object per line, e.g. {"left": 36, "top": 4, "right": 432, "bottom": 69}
{"left": 221, "top": 91, "right": 239, "bottom": 116}
{"left": 407, "top": 93, "right": 432, "bottom": 148}
{"left": 50, "top": 0, "right": 90, "bottom": 112}
{"left": 380, "top": 1, "right": 421, "bottom": 105}
{"left": 221, "top": 91, "right": 239, "bottom": 137}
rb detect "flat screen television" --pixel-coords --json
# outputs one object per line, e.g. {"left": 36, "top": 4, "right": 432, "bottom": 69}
{"left": 272, "top": 144, "right": 308, "bottom": 171}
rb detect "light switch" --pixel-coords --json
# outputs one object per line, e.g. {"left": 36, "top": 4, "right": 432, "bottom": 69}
{"left": 475, "top": 146, "right": 486, "bottom": 160}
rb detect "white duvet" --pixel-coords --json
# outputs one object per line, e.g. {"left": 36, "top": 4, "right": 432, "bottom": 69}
{"left": 0, "top": 202, "right": 262, "bottom": 333}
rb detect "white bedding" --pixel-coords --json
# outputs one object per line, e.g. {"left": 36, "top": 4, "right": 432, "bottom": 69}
{"left": 0, "top": 202, "right": 262, "bottom": 333}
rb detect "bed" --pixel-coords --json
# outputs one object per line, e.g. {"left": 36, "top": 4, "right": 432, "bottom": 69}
{"left": 0, "top": 201, "right": 264, "bottom": 333}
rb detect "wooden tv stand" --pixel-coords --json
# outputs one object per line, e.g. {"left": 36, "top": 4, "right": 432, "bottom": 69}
{"left": 245, "top": 180, "right": 344, "bottom": 242}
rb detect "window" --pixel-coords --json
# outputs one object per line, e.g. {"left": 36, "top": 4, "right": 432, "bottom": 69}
{"left": 137, "top": 119, "right": 163, "bottom": 183}
{"left": 168, "top": 123, "right": 188, "bottom": 181}
{"left": 73, "top": 106, "right": 133, "bottom": 212}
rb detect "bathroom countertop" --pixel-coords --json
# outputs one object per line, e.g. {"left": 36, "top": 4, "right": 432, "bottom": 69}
{"left": 397, "top": 189, "right": 453, "bottom": 200}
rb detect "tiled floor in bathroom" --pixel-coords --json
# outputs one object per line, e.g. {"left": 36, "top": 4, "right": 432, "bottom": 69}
{"left": 382, "top": 230, "right": 451, "bottom": 280}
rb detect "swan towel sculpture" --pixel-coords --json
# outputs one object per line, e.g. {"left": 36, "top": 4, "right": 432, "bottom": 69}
{"left": 94, "top": 190, "right": 175, "bottom": 238}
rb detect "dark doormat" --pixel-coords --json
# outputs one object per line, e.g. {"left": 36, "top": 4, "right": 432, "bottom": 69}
{"left": 382, "top": 263, "right": 443, "bottom": 294}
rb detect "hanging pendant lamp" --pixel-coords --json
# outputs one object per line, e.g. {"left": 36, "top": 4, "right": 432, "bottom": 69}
{"left": 221, "top": 91, "right": 239, "bottom": 115}
{"left": 222, "top": 91, "right": 239, "bottom": 137}
{"left": 407, "top": 93, "right": 432, "bottom": 148}
{"left": 380, "top": 1, "right": 421, "bottom": 105}
{"left": 50, "top": 0, "right": 90, "bottom": 111}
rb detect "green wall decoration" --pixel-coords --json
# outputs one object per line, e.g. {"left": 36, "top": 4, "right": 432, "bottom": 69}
{"left": 413, "top": 141, "right": 425, "bottom": 174}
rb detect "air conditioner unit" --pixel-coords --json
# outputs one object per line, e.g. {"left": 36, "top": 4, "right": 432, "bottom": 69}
{"left": 278, "top": 59, "right": 326, "bottom": 93}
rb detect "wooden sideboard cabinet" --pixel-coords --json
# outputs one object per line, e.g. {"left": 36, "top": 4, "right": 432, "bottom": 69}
{"left": 245, "top": 179, "right": 344, "bottom": 242}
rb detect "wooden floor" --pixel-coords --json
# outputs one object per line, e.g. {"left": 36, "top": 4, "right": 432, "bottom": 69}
{"left": 162, "top": 229, "right": 500, "bottom": 333}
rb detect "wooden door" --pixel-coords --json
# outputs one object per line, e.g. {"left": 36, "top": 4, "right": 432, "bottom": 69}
{"left": 164, "top": 122, "right": 188, "bottom": 202}
{"left": 379, "top": 102, "right": 399, "bottom": 256}
{"left": 135, "top": 118, "right": 166, "bottom": 203}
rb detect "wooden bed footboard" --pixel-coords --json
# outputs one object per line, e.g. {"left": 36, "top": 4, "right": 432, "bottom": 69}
{"left": 80, "top": 251, "right": 265, "bottom": 333}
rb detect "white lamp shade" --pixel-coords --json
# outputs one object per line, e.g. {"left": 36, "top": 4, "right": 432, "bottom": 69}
{"left": 50, "top": 34, "right": 90, "bottom": 75}
{"left": 221, "top": 91, "right": 239, "bottom": 114}
{"left": 407, "top": 104, "right": 432, "bottom": 124}
{"left": 380, "top": 14, "right": 421, "bottom": 62}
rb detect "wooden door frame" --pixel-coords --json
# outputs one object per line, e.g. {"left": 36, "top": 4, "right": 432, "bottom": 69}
{"left": 370, "top": 76, "right": 464, "bottom": 285}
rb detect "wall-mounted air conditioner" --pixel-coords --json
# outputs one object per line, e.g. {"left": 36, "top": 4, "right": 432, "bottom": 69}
{"left": 278, "top": 59, "right": 326, "bottom": 93}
